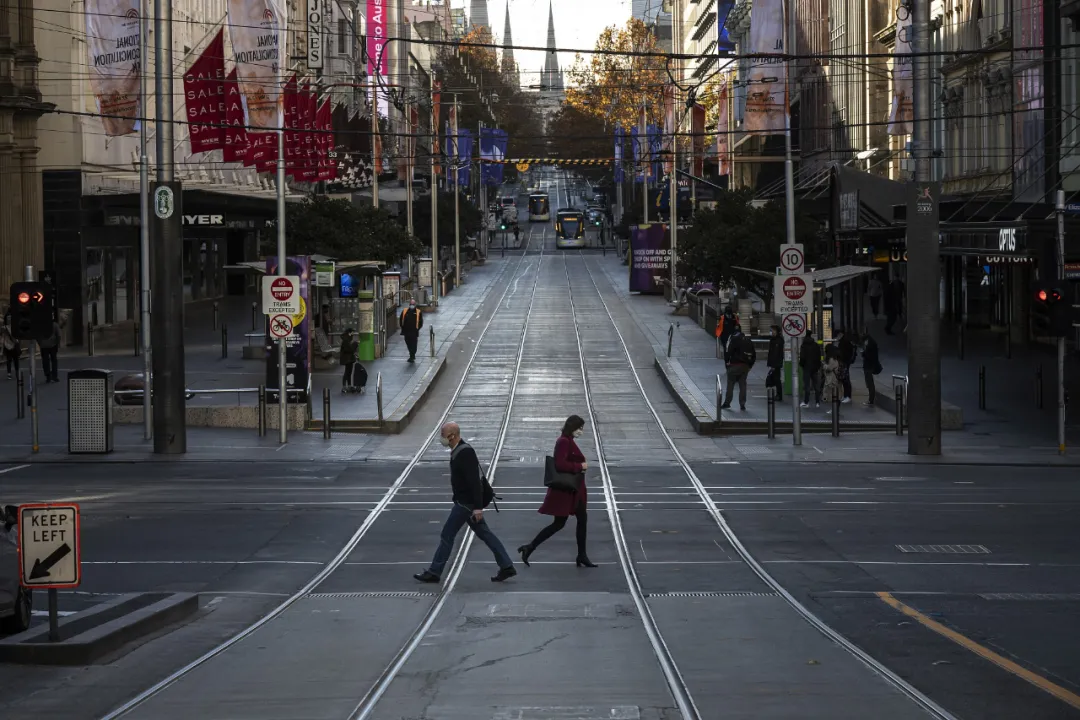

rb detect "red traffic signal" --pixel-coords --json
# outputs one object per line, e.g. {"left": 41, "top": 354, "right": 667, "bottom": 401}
{"left": 16, "top": 292, "right": 30, "bottom": 304}
{"left": 1037, "top": 289, "right": 1048, "bottom": 302}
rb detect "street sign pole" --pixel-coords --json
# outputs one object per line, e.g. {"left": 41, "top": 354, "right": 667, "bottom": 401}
{"left": 18, "top": 504, "right": 81, "bottom": 642}
{"left": 1058, "top": 189, "right": 1066, "bottom": 455}
{"left": 276, "top": 11, "right": 287, "bottom": 445}
{"left": 23, "top": 266, "right": 39, "bottom": 454}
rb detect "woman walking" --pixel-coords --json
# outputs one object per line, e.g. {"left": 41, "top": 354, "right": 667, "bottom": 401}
{"left": 518, "top": 414, "right": 597, "bottom": 568}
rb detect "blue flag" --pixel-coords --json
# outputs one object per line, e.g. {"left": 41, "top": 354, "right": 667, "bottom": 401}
{"left": 456, "top": 129, "right": 473, "bottom": 187}
{"left": 480, "top": 128, "right": 508, "bottom": 186}
{"left": 614, "top": 126, "right": 624, "bottom": 183}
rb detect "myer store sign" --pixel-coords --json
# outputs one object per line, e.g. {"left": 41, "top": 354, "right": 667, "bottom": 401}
{"left": 105, "top": 214, "right": 262, "bottom": 229}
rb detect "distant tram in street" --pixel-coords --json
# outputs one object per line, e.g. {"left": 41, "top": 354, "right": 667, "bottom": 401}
{"left": 528, "top": 193, "right": 550, "bottom": 222}
{"left": 555, "top": 209, "right": 585, "bottom": 248}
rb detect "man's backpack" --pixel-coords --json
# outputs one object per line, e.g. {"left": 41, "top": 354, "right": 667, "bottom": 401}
{"left": 478, "top": 463, "right": 500, "bottom": 511}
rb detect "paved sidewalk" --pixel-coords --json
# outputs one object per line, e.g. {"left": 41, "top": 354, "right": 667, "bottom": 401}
{"left": 592, "top": 254, "right": 895, "bottom": 431}
{"left": 0, "top": 256, "right": 518, "bottom": 446}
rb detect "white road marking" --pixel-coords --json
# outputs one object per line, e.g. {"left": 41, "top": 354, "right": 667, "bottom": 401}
{"left": 0, "top": 464, "right": 30, "bottom": 475}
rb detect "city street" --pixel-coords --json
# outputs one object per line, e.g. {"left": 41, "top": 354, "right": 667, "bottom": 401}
{"left": 2, "top": 174, "right": 1079, "bottom": 720}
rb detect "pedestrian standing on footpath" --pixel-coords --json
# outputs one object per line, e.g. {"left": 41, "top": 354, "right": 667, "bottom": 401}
{"left": 414, "top": 421, "right": 517, "bottom": 584}
{"left": 39, "top": 319, "right": 60, "bottom": 383}
{"left": 400, "top": 298, "right": 423, "bottom": 363}
{"left": 518, "top": 414, "right": 597, "bottom": 568}
{"left": 2, "top": 319, "right": 20, "bottom": 380}
{"left": 765, "top": 324, "right": 784, "bottom": 402}
{"left": 867, "top": 275, "right": 884, "bottom": 318}
{"left": 339, "top": 328, "right": 358, "bottom": 393}
{"left": 860, "top": 329, "right": 883, "bottom": 407}
{"left": 720, "top": 329, "right": 755, "bottom": 411}
{"left": 799, "top": 331, "right": 823, "bottom": 408}
{"left": 836, "top": 329, "right": 856, "bottom": 404}
{"left": 714, "top": 306, "right": 740, "bottom": 361}
{"left": 823, "top": 344, "right": 841, "bottom": 408}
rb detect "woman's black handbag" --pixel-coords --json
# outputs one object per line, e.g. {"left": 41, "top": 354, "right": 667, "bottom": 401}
{"left": 544, "top": 455, "right": 579, "bottom": 493}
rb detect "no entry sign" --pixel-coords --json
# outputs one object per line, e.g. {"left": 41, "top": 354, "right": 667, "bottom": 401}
{"left": 774, "top": 273, "right": 812, "bottom": 314}
{"left": 262, "top": 275, "right": 301, "bottom": 315}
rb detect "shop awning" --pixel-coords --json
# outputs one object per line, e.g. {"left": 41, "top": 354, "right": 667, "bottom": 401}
{"left": 732, "top": 264, "right": 882, "bottom": 288}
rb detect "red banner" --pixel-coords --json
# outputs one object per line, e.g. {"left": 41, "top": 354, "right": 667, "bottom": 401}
{"left": 223, "top": 68, "right": 249, "bottom": 163}
{"left": 691, "top": 103, "right": 706, "bottom": 177}
{"left": 302, "top": 84, "right": 317, "bottom": 182}
{"left": 283, "top": 75, "right": 301, "bottom": 178}
{"left": 184, "top": 29, "right": 226, "bottom": 153}
{"left": 317, "top": 99, "right": 332, "bottom": 181}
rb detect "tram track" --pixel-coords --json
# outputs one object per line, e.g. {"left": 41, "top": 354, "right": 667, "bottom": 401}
{"left": 99, "top": 238, "right": 545, "bottom": 720}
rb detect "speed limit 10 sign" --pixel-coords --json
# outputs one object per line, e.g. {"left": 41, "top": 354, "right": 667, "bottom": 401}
{"left": 780, "top": 244, "right": 804, "bottom": 275}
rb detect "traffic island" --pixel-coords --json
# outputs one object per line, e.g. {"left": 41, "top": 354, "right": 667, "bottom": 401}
{"left": 0, "top": 591, "right": 198, "bottom": 665}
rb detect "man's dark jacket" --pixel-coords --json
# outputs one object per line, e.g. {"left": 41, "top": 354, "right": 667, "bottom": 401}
{"left": 449, "top": 441, "right": 484, "bottom": 510}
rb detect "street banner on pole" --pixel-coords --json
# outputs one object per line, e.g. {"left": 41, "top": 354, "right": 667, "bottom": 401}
{"left": 183, "top": 29, "right": 226, "bottom": 153}
{"left": 223, "top": 69, "right": 250, "bottom": 162}
{"left": 480, "top": 128, "right": 507, "bottom": 186}
{"left": 629, "top": 224, "right": 671, "bottom": 294}
{"left": 366, "top": 0, "right": 388, "bottom": 76}
{"left": 888, "top": 3, "right": 914, "bottom": 136}
{"left": 227, "top": 0, "right": 285, "bottom": 130}
{"left": 85, "top": 0, "right": 142, "bottom": 136}
{"left": 744, "top": 0, "right": 786, "bottom": 134}
{"left": 717, "top": 81, "right": 731, "bottom": 175}
{"left": 614, "top": 126, "right": 625, "bottom": 183}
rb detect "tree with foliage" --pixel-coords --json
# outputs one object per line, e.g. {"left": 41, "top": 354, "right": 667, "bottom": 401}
{"left": 676, "top": 191, "right": 824, "bottom": 299}
{"left": 278, "top": 195, "right": 424, "bottom": 266}
{"left": 411, "top": 191, "right": 484, "bottom": 248}
{"left": 545, "top": 104, "right": 610, "bottom": 181}
{"left": 565, "top": 18, "right": 667, "bottom": 131}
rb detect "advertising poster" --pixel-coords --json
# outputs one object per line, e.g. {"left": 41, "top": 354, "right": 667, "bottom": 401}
{"left": 366, "top": 0, "right": 388, "bottom": 76}
{"left": 744, "top": 0, "right": 786, "bottom": 134}
{"left": 227, "top": 0, "right": 284, "bottom": 130}
{"left": 629, "top": 224, "right": 671, "bottom": 294}
{"left": 887, "top": 4, "right": 914, "bottom": 136}
{"left": 265, "top": 256, "right": 311, "bottom": 400}
{"left": 86, "top": 0, "right": 142, "bottom": 136}
{"left": 183, "top": 29, "right": 226, "bottom": 153}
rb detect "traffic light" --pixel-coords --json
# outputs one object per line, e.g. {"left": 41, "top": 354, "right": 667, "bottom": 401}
{"left": 8, "top": 282, "right": 53, "bottom": 341}
{"left": 1033, "top": 281, "right": 1073, "bottom": 337}
{"left": 499, "top": 221, "right": 507, "bottom": 231}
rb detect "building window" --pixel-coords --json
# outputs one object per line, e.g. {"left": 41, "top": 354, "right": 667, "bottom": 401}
{"left": 339, "top": 19, "right": 348, "bottom": 55}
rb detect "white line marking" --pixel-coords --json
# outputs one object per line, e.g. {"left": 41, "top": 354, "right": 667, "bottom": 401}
{"left": 0, "top": 464, "right": 30, "bottom": 475}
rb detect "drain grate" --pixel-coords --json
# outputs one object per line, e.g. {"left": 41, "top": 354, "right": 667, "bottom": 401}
{"left": 736, "top": 446, "right": 773, "bottom": 455}
{"left": 306, "top": 591, "right": 436, "bottom": 599}
{"left": 646, "top": 591, "right": 779, "bottom": 598}
{"left": 896, "top": 544, "right": 990, "bottom": 554}
{"left": 979, "top": 593, "right": 1080, "bottom": 601}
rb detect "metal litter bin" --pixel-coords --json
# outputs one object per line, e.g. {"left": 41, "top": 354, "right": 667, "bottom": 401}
{"left": 68, "top": 369, "right": 114, "bottom": 454}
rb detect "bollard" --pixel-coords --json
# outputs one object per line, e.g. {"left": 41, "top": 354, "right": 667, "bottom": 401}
{"left": 715, "top": 374, "right": 723, "bottom": 427}
{"left": 134, "top": 323, "right": 140, "bottom": 357}
{"left": 258, "top": 384, "right": 266, "bottom": 437}
{"left": 978, "top": 366, "right": 986, "bottom": 410}
{"left": 221, "top": 324, "right": 228, "bottom": 359}
{"left": 16, "top": 371, "right": 25, "bottom": 419}
{"left": 1036, "top": 364, "right": 1043, "bottom": 409}
{"left": 667, "top": 324, "right": 674, "bottom": 358}
{"left": 212, "top": 301, "right": 219, "bottom": 331}
{"left": 86, "top": 321, "right": 94, "bottom": 356}
{"left": 895, "top": 384, "right": 904, "bottom": 436}
{"left": 322, "top": 387, "right": 331, "bottom": 439}
{"left": 376, "top": 372, "right": 384, "bottom": 423}
{"left": 831, "top": 394, "right": 840, "bottom": 437}
{"left": 429, "top": 326, "right": 435, "bottom": 357}
{"left": 251, "top": 301, "right": 258, "bottom": 331}
{"left": 767, "top": 387, "right": 776, "bottom": 439}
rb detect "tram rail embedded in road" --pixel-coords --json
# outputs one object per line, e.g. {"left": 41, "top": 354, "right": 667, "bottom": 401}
{"left": 100, "top": 239, "right": 545, "bottom": 720}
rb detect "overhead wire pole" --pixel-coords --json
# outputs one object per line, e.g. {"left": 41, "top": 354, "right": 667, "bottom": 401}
{"left": 785, "top": 0, "right": 801, "bottom": 445}
{"left": 431, "top": 77, "right": 439, "bottom": 307}
{"left": 907, "top": 0, "right": 942, "bottom": 455}
{"left": 276, "top": 10, "right": 287, "bottom": 444}
{"left": 669, "top": 0, "right": 680, "bottom": 304}
{"left": 138, "top": 0, "right": 151, "bottom": 441}
{"left": 1057, "top": 188, "right": 1066, "bottom": 455}
{"left": 453, "top": 93, "right": 461, "bottom": 289}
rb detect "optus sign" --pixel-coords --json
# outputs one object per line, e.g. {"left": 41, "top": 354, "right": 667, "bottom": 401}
{"left": 366, "top": 0, "right": 387, "bottom": 77}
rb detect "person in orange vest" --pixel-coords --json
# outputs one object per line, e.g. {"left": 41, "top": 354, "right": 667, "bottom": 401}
{"left": 400, "top": 298, "right": 423, "bottom": 363}
{"left": 714, "top": 306, "right": 740, "bottom": 360}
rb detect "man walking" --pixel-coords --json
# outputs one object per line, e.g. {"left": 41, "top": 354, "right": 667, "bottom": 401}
{"left": 765, "top": 324, "right": 784, "bottom": 402}
{"left": 400, "top": 298, "right": 423, "bottom": 363}
{"left": 415, "top": 421, "right": 517, "bottom": 584}
{"left": 39, "top": 319, "right": 60, "bottom": 383}
{"left": 720, "top": 329, "right": 755, "bottom": 411}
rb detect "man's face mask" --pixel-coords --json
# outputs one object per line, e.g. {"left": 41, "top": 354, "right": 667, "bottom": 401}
{"left": 439, "top": 435, "right": 451, "bottom": 447}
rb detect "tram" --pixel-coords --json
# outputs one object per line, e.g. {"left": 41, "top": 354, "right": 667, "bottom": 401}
{"left": 555, "top": 209, "right": 585, "bottom": 248}
{"left": 528, "top": 193, "right": 550, "bottom": 222}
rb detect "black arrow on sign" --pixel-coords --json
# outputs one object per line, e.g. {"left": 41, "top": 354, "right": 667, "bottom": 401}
{"left": 29, "top": 543, "right": 71, "bottom": 580}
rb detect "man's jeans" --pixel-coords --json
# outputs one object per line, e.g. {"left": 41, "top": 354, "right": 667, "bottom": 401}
{"left": 429, "top": 503, "right": 513, "bottom": 577}
{"left": 723, "top": 364, "right": 749, "bottom": 406}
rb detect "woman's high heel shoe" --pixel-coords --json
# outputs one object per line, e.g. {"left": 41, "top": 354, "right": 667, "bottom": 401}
{"left": 576, "top": 555, "right": 597, "bottom": 568}
{"left": 518, "top": 545, "right": 533, "bottom": 567}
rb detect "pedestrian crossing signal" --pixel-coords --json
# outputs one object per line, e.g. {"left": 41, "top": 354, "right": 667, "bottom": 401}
{"left": 1033, "top": 282, "right": 1071, "bottom": 337}
{"left": 8, "top": 282, "right": 53, "bottom": 342}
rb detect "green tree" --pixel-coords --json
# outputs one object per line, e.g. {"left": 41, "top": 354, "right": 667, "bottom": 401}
{"left": 412, "top": 191, "right": 484, "bottom": 248}
{"left": 676, "top": 191, "right": 824, "bottom": 297}
{"left": 545, "top": 103, "right": 610, "bottom": 179}
{"left": 278, "top": 195, "right": 423, "bottom": 265}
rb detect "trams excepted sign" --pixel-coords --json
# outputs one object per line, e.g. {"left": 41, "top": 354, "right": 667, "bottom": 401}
{"left": 18, "top": 503, "right": 81, "bottom": 588}
{"left": 262, "top": 275, "right": 301, "bottom": 315}
{"left": 774, "top": 274, "right": 812, "bottom": 314}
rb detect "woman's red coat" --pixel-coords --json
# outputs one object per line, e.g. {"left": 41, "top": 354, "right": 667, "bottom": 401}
{"left": 538, "top": 435, "right": 587, "bottom": 517}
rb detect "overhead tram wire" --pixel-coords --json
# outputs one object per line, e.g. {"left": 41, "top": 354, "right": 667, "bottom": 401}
{"left": 98, "top": 241, "right": 541, "bottom": 720}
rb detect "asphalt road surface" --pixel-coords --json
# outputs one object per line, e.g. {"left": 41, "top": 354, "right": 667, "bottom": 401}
{"left": 1, "top": 172, "right": 1078, "bottom": 720}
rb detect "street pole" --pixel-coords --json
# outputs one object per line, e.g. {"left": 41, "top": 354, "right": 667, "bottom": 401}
{"left": 641, "top": 100, "right": 649, "bottom": 225}
{"left": 453, "top": 94, "right": 460, "bottom": 288}
{"left": 784, "top": 0, "right": 801, "bottom": 445}
{"left": 138, "top": 0, "right": 151, "bottom": 441}
{"left": 371, "top": 78, "right": 379, "bottom": 209}
{"left": 25, "top": 265, "right": 38, "bottom": 454}
{"left": 670, "top": 0, "right": 680, "bottom": 300}
{"left": 406, "top": 102, "right": 414, "bottom": 281}
{"left": 907, "top": 0, "right": 942, "bottom": 455}
{"left": 276, "top": 17, "right": 287, "bottom": 444}
{"left": 150, "top": 0, "right": 186, "bottom": 453}
{"left": 479, "top": 120, "right": 487, "bottom": 257}
{"left": 1057, "top": 189, "right": 1066, "bottom": 454}
{"left": 430, "top": 79, "right": 439, "bottom": 307}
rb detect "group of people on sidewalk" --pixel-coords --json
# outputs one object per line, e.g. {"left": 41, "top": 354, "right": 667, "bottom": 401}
{"left": 713, "top": 305, "right": 883, "bottom": 411}
{"left": 335, "top": 298, "right": 426, "bottom": 393}
{"left": 1, "top": 311, "right": 63, "bottom": 383}
{"left": 413, "top": 414, "right": 597, "bottom": 585}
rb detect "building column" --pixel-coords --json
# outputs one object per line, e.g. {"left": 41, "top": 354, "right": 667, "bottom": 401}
{"left": 0, "top": 108, "right": 24, "bottom": 290}
{"left": 15, "top": 112, "right": 42, "bottom": 271}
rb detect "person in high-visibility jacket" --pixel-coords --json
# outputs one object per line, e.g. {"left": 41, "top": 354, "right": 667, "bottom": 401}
{"left": 400, "top": 299, "right": 424, "bottom": 363}
{"left": 714, "top": 306, "right": 740, "bottom": 361}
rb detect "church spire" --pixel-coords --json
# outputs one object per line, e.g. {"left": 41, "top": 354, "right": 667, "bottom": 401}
{"left": 468, "top": 0, "right": 490, "bottom": 31}
{"left": 501, "top": 2, "right": 517, "bottom": 82}
{"left": 543, "top": 0, "right": 561, "bottom": 91}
